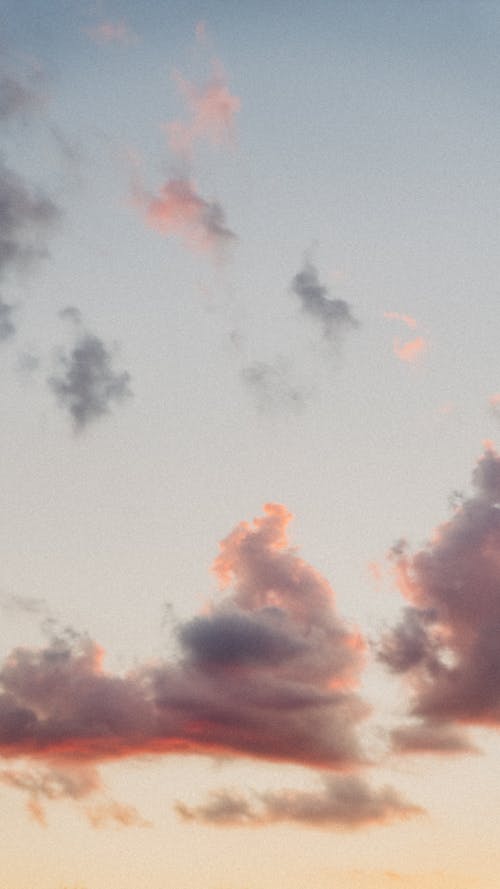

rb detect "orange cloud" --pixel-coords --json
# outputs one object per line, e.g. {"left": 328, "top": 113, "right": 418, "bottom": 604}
{"left": 166, "top": 64, "right": 240, "bottom": 156}
{"left": 393, "top": 336, "right": 427, "bottom": 363}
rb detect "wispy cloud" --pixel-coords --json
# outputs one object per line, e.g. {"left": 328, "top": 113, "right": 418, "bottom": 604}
{"left": 0, "top": 74, "right": 41, "bottom": 121}
{"left": 290, "top": 259, "right": 359, "bottom": 340}
{"left": 240, "top": 359, "right": 306, "bottom": 412}
{"left": 0, "top": 157, "right": 60, "bottom": 279}
{"left": 85, "top": 20, "right": 138, "bottom": 46}
{"left": 383, "top": 311, "right": 417, "bottom": 330}
{"left": 166, "top": 64, "right": 240, "bottom": 157}
{"left": 0, "top": 297, "right": 15, "bottom": 342}
{"left": 393, "top": 336, "right": 427, "bottom": 364}
{"left": 48, "top": 310, "right": 132, "bottom": 431}
{"left": 379, "top": 446, "right": 500, "bottom": 752}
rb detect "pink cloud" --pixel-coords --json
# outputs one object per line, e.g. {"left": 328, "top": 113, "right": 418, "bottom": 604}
{"left": 166, "top": 64, "right": 240, "bottom": 156}
{"left": 133, "top": 177, "right": 235, "bottom": 254}
{"left": 393, "top": 336, "right": 427, "bottom": 363}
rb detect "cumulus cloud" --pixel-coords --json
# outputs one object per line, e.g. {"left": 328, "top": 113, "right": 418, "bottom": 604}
{"left": 0, "top": 504, "right": 368, "bottom": 772}
{"left": 290, "top": 259, "right": 359, "bottom": 340}
{"left": 240, "top": 360, "right": 305, "bottom": 412}
{"left": 379, "top": 447, "right": 500, "bottom": 751}
{"left": 134, "top": 177, "right": 235, "bottom": 255}
{"left": 176, "top": 774, "right": 422, "bottom": 829}
{"left": 49, "top": 315, "right": 132, "bottom": 431}
{"left": 166, "top": 64, "right": 240, "bottom": 157}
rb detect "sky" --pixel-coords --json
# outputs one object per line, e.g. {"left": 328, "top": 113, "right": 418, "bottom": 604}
{"left": 2, "top": 1, "right": 500, "bottom": 887}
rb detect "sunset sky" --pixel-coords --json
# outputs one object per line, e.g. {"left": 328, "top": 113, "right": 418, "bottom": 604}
{"left": 2, "top": 2, "right": 500, "bottom": 888}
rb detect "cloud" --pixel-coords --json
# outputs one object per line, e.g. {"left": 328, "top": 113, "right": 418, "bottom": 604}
{"left": 0, "top": 157, "right": 60, "bottom": 280}
{"left": 489, "top": 393, "right": 500, "bottom": 420}
{"left": 240, "top": 360, "right": 306, "bottom": 412}
{"left": 166, "top": 64, "right": 240, "bottom": 157}
{"left": 0, "top": 158, "right": 59, "bottom": 341}
{"left": 0, "top": 504, "right": 369, "bottom": 771}
{"left": 290, "top": 259, "right": 359, "bottom": 340}
{"left": 86, "top": 21, "right": 137, "bottom": 46}
{"left": 49, "top": 316, "right": 132, "bottom": 431}
{"left": 379, "top": 446, "right": 500, "bottom": 750}
{"left": 134, "top": 177, "right": 235, "bottom": 255}
{"left": 383, "top": 312, "right": 417, "bottom": 330}
{"left": 0, "top": 74, "right": 40, "bottom": 121}
{"left": 0, "top": 763, "right": 100, "bottom": 825}
{"left": 176, "top": 774, "right": 423, "bottom": 829}
{"left": 85, "top": 799, "right": 151, "bottom": 829}
{"left": 0, "top": 297, "right": 15, "bottom": 342}
{"left": 393, "top": 336, "right": 427, "bottom": 363}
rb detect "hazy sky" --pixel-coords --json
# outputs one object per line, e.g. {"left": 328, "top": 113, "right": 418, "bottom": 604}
{"left": 2, "top": 3, "right": 500, "bottom": 888}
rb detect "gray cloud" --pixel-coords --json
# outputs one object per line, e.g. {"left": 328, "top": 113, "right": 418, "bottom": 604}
{"left": 176, "top": 774, "right": 423, "bottom": 829}
{"left": 240, "top": 360, "right": 306, "bottom": 412}
{"left": 0, "top": 157, "right": 60, "bottom": 278}
{"left": 0, "top": 157, "right": 60, "bottom": 341}
{"left": 0, "top": 74, "right": 40, "bottom": 121}
{"left": 291, "top": 259, "right": 359, "bottom": 339}
{"left": 49, "top": 321, "right": 132, "bottom": 431}
{"left": 0, "top": 297, "right": 15, "bottom": 342}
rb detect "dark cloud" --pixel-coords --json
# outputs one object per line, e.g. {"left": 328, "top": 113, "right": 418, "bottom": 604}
{"left": 176, "top": 774, "right": 423, "bottom": 829}
{"left": 240, "top": 360, "right": 306, "bottom": 412}
{"left": 290, "top": 259, "right": 359, "bottom": 339}
{"left": 49, "top": 324, "right": 132, "bottom": 431}
{"left": 0, "top": 504, "right": 368, "bottom": 771}
{"left": 379, "top": 447, "right": 500, "bottom": 751}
